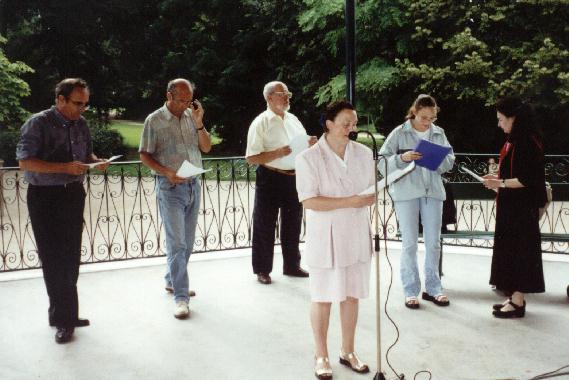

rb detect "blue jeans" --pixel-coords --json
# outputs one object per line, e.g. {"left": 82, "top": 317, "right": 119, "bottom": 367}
{"left": 394, "top": 197, "right": 443, "bottom": 298}
{"left": 156, "top": 176, "right": 201, "bottom": 302}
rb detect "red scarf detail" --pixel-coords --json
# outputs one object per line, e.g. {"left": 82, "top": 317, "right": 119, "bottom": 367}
{"left": 498, "top": 141, "right": 512, "bottom": 179}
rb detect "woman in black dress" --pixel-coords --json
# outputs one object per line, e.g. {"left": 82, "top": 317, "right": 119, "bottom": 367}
{"left": 483, "top": 96, "right": 547, "bottom": 319}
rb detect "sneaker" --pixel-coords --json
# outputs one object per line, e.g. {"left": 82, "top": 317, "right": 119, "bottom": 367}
{"left": 174, "top": 301, "right": 190, "bottom": 319}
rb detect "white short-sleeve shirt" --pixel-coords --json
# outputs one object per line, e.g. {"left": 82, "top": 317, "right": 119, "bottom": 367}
{"left": 245, "top": 108, "right": 307, "bottom": 170}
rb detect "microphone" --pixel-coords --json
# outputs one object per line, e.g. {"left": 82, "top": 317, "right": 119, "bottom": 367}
{"left": 348, "top": 131, "right": 359, "bottom": 141}
{"left": 348, "top": 130, "right": 381, "bottom": 160}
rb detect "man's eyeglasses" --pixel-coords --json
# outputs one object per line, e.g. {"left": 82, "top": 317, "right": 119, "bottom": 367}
{"left": 273, "top": 91, "right": 293, "bottom": 99}
{"left": 69, "top": 100, "right": 89, "bottom": 109}
{"left": 173, "top": 99, "right": 193, "bottom": 106}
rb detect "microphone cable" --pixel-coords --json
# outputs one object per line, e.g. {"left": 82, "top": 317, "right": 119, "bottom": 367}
{"left": 379, "top": 184, "right": 433, "bottom": 380}
{"left": 527, "top": 364, "right": 569, "bottom": 379}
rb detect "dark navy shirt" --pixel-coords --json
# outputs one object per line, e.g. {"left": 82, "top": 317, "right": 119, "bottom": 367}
{"left": 16, "top": 106, "right": 93, "bottom": 186}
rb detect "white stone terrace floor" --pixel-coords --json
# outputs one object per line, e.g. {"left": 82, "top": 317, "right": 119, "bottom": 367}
{"left": 1, "top": 242, "right": 569, "bottom": 380}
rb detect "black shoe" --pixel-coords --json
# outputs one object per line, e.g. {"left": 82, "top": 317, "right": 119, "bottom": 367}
{"left": 283, "top": 267, "right": 309, "bottom": 277}
{"left": 493, "top": 301, "right": 525, "bottom": 318}
{"left": 55, "top": 327, "right": 74, "bottom": 344}
{"left": 50, "top": 318, "right": 90, "bottom": 328}
{"left": 75, "top": 318, "right": 90, "bottom": 327}
{"left": 493, "top": 299, "right": 526, "bottom": 311}
{"left": 421, "top": 292, "right": 450, "bottom": 306}
{"left": 257, "top": 273, "right": 272, "bottom": 284}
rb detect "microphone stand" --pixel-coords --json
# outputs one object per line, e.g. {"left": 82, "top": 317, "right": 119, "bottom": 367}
{"left": 349, "top": 131, "right": 388, "bottom": 380}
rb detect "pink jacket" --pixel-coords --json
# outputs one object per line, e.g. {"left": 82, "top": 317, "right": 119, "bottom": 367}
{"left": 295, "top": 136, "right": 374, "bottom": 269}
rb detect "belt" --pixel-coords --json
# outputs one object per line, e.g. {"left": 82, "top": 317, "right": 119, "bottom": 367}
{"left": 261, "top": 165, "right": 296, "bottom": 176}
{"left": 29, "top": 181, "right": 83, "bottom": 189}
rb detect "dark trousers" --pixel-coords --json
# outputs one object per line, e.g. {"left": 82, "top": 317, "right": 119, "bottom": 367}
{"left": 252, "top": 166, "right": 302, "bottom": 274}
{"left": 27, "top": 183, "right": 86, "bottom": 327}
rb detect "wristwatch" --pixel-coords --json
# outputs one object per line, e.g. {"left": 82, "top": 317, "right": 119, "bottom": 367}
{"left": 196, "top": 126, "right": 205, "bottom": 131}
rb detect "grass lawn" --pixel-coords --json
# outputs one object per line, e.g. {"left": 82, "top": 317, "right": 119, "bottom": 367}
{"left": 109, "top": 120, "right": 144, "bottom": 148}
{"left": 109, "top": 120, "right": 222, "bottom": 149}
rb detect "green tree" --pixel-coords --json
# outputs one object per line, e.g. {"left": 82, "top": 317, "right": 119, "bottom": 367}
{"left": 0, "top": 35, "right": 33, "bottom": 126}
{"left": 303, "top": 0, "right": 569, "bottom": 152}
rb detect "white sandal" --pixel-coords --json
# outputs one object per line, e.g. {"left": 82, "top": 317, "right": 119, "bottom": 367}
{"left": 314, "top": 357, "right": 332, "bottom": 379}
{"left": 339, "top": 350, "right": 369, "bottom": 374}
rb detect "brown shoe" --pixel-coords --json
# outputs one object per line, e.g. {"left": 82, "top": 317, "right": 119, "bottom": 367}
{"left": 257, "top": 273, "right": 272, "bottom": 284}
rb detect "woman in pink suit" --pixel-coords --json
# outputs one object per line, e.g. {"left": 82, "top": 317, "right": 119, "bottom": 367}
{"left": 296, "top": 101, "right": 375, "bottom": 379}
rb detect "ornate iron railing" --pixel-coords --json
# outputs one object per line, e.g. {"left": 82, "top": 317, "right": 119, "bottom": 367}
{"left": 1, "top": 155, "right": 567, "bottom": 272}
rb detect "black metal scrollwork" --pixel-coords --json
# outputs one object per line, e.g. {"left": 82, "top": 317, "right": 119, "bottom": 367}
{"left": 0, "top": 154, "right": 567, "bottom": 272}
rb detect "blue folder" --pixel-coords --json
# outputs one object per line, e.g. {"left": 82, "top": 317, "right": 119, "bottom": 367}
{"left": 413, "top": 139, "right": 451, "bottom": 171}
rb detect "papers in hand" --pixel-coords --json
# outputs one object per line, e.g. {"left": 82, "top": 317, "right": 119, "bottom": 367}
{"left": 176, "top": 160, "right": 211, "bottom": 178}
{"left": 359, "top": 162, "right": 416, "bottom": 195}
{"left": 414, "top": 139, "right": 451, "bottom": 171}
{"left": 461, "top": 167, "right": 485, "bottom": 182}
{"left": 280, "top": 134, "right": 310, "bottom": 169}
{"left": 462, "top": 167, "right": 497, "bottom": 193}
{"left": 87, "top": 155, "right": 122, "bottom": 168}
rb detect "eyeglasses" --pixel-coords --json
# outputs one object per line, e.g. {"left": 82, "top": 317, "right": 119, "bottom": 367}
{"left": 273, "top": 91, "right": 293, "bottom": 99}
{"left": 173, "top": 98, "right": 193, "bottom": 106}
{"left": 68, "top": 99, "right": 89, "bottom": 109}
{"left": 416, "top": 115, "right": 437, "bottom": 123}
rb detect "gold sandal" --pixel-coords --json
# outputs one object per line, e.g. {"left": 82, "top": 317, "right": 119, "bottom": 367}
{"left": 314, "top": 357, "right": 333, "bottom": 379}
{"left": 339, "top": 350, "right": 369, "bottom": 374}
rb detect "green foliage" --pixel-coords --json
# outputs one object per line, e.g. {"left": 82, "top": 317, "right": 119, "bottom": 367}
{"left": 2, "top": 0, "right": 568, "bottom": 154}
{"left": 90, "top": 127, "right": 128, "bottom": 160}
{"left": 0, "top": 129, "right": 20, "bottom": 167}
{"left": 306, "top": 0, "right": 569, "bottom": 152}
{"left": 0, "top": 35, "right": 33, "bottom": 126}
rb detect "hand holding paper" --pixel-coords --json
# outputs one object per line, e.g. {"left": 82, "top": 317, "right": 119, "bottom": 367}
{"left": 176, "top": 160, "right": 211, "bottom": 178}
{"left": 87, "top": 155, "right": 122, "bottom": 169}
{"left": 462, "top": 166, "right": 497, "bottom": 193}
{"left": 279, "top": 134, "right": 310, "bottom": 168}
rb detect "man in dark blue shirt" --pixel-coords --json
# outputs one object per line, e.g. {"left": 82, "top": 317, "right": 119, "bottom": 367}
{"left": 16, "top": 78, "right": 109, "bottom": 344}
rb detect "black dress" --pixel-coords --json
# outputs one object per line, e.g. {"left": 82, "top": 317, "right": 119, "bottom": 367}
{"left": 489, "top": 134, "right": 547, "bottom": 293}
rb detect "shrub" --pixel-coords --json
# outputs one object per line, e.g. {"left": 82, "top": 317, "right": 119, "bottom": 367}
{"left": 91, "top": 127, "right": 128, "bottom": 159}
{"left": 0, "top": 129, "right": 20, "bottom": 167}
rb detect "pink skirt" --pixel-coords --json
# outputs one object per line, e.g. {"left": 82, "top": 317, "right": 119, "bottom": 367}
{"left": 309, "top": 260, "right": 371, "bottom": 303}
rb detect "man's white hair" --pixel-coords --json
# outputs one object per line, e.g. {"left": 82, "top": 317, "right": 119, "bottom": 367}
{"left": 263, "top": 81, "right": 286, "bottom": 101}
{"left": 167, "top": 78, "right": 194, "bottom": 94}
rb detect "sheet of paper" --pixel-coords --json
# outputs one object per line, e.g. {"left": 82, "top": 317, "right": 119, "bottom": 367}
{"left": 87, "top": 155, "right": 122, "bottom": 168}
{"left": 280, "top": 134, "right": 309, "bottom": 169}
{"left": 359, "top": 162, "right": 416, "bottom": 195}
{"left": 461, "top": 167, "right": 485, "bottom": 182}
{"left": 176, "top": 160, "right": 211, "bottom": 178}
{"left": 414, "top": 139, "right": 452, "bottom": 171}
{"left": 462, "top": 167, "right": 497, "bottom": 193}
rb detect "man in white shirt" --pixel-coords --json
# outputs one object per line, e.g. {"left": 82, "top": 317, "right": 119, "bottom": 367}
{"left": 246, "top": 81, "right": 316, "bottom": 284}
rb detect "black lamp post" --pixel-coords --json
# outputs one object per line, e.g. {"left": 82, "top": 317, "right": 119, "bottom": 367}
{"left": 344, "top": 0, "right": 356, "bottom": 104}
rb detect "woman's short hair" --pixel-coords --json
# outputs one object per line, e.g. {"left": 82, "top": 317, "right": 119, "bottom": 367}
{"left": 405, "top": 94, "right": 439, "bottom": 120}
{"left": 322, "top": 100, "right": 355, "bottom": 132}
{"left": 496, "top": 96, "right": 539, "bottom": 140}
